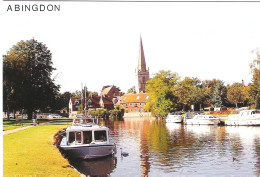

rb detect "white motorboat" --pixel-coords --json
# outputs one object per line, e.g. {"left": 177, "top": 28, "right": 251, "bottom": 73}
{"left": 59, "top": 124, "right": 116, "bottom": 159}
{"left": 184, "top": 115, "right": 220, "bottom": 125}
{"left": 225, "top": 110, "right": 260, "bottom": 126}
{"left": 165, "top": 113, "right": 183, "bottom": 123}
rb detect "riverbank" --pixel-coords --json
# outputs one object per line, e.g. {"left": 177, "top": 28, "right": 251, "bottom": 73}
{"left": 3, "top": 122, "right": 80, "bottom": 176}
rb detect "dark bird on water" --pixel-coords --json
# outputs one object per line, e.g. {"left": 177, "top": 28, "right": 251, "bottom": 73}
{"left": 120, "top": 148, "right": 129, "bottom": 157}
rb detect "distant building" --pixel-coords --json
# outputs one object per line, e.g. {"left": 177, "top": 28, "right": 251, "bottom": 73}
{"left": 136, "top": 36, "right": 150, "bottom": 93}
{"left": 101, "top": 85, "right": 124, "bottom": 105}
{"left": 120, "top": 92, "right": 150, "bottom": 113}
{"left": 69, "top": 95, "right": 114, "bottom": 118}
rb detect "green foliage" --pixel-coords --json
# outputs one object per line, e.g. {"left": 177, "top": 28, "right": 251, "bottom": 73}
{"left": 146, "top": 70, "right": 180, "bottom": 118}
{"left": 175, "top": 77, "right": 198, "bottom": 111}
{"left": 227, "top": 83, "right": 248, "bottom": 107}
{"left": 109, "top": 106, "right": 123, "bottom": 120}
{"left": 3, "top": 39, "right": 59, "bottom": 119}
{"left": 88, "top": 109, "right": 110, "bottom": 119}
{"left": 127, "top": 86, "right": 136, "bottom": 94}
{"left": 249, "top": 49, "right": 260, "bottom": 109}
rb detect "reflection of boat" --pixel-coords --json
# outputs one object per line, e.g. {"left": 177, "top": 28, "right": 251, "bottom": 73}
{"left": 225, "top": 110, "right": 260, "bottom": 126}
{"left": 184, "top": 115, "right": 220, "bottom": 125}
{"left": 59, "top": 124, "right": 116, "bottom": 159}
{"left": 185, "top": 124, "right": 213, "bottom": 135}
{"left": 166, "top": 122, "right": 182, "bottom": 130}
{"left": 165, "top": 113, "right": 183, "bottom": 123}
{"left": 69, "top": 156, "right": 117, "bottom": 176}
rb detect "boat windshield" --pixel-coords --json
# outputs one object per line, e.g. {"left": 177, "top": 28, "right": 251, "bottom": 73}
{"left": 83, "top": 131, "right": 92, "bottom": 144}
{"left": 75, "top": 132, "right": 82, "bottom": 144}
{"left": 94, "top": 130, "right": 107, "bottom": 142}
{"left": 68, "top": 132, "right": 75, "bottom": 144}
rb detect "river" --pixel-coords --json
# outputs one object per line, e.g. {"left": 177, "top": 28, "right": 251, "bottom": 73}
{"left": 68, "top": 117, "right": 260, "bottom": 176}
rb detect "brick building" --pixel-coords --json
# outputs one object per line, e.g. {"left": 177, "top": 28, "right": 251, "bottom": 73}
{"left": 120, "top": 92, "right": 150, "bottom": 113}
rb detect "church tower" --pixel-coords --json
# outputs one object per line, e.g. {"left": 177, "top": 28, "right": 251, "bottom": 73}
{"left": 136, "top": 36, "right": 149, "bottom": 93}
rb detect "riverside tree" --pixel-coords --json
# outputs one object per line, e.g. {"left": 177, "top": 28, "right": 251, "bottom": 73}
{"left": 3, "top": 39, "right": 59, "bottom": 119}
{"left": 249, "top": 49, "right": 260, "bottom": 108}
{"left": 227, "top": 83, "right": 247, "bottom": 108}
{"left": 145, "top": 70, "right": 180, "bottom": 118}
{"left": 175, "top": 77, "right": 199, "bottom": 111}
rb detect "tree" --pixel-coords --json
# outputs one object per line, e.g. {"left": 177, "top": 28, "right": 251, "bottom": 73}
{"left": 145, "top": 70, "right": 180, "bottom": 118}
{"left": 55, "top": 91, "right": 72, "bottom": 112}
{"left": 249, "top": 48, "right": 260, "bottom": 108}
{"left": 127, "top": 86, "right": 136, "bottom": 94}
{"left": 203, "top": 79, "right": 227, "bottom": 108}
{"left": 227, "top": 83, "right": 246, "bottom": 108}
{"left": 175, "top": 77, "right": 198, "bottom": 111}
{"left": 3, "top": 39, "right": 59, "bottom": 119}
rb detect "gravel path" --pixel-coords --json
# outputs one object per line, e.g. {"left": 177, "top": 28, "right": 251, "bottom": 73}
{"left": 3, "top": 125, "right": 34, "bottom": 135}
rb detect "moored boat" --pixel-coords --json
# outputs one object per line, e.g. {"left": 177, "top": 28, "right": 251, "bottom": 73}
{"left": 225, "top": 110, "right": 260, "bottom": 126}
{"left": 59, "top": 123, "right": 116, "bottom": 159}
{"left": 184, "top": 114, "right": 220, "bottom": 125}
{"left": 165, "top": 113, "right": 183, "bottom": 123}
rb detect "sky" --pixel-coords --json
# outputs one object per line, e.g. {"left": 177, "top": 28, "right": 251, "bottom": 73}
{"left": 1, "top": 2, "right": 260, "bottom": 94}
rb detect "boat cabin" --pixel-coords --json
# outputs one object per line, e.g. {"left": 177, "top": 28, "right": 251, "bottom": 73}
{"left": 66, "top": 126, "right": 109, "bottom": 145}
{"left": 193, "top": 115, "right": 218, "bottom": 119}
{"left": 239, "top": 110, "right": 260, "bottom": 117}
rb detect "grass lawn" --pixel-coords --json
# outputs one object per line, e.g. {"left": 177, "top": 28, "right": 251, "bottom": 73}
{"left": 3, "top": 120, "right": 81, "bottom": 176}
{"left": 3, "top": 118, "right": 72, "bottom": 131}
{"left": 3, "top": 119, "right": 49, "bottom": 131}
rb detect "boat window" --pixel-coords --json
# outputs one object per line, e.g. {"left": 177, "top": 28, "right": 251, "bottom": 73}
{"left": 83, "top": 131, "right": 92, "bottom": 144}
{"left": 94, "top": 130, "right": 107, "bottom": 142}
{"left": 75, "top": 132, "right": 82, "bottom": 144}
{"left": 74, "top": 119, "right": 80, "bottom": 124}
{"left": 68, "top": 132, "right": 75, "bottom": 144}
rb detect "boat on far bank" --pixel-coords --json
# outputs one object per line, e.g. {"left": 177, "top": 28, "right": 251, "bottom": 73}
{"left": 165, "top": 113, "right": 184, "bottom": 123}
{"left": 184, "top": 114, "right": 220, "bottom": 125}
{"left": 225, "top": 110, "right": 260, "bottom": 126}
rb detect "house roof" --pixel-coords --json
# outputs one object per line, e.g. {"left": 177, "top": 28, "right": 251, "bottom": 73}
{"left": 101, "top": 86, "right": 112, "bottom": 96}
{"left": 71, "top": 97, "right": 81, "bottom": 105}
{"left": 120, "top": 92, "right": 150, "bottom": 103}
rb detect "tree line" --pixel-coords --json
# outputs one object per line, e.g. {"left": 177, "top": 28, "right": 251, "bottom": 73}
{"left": 3, "top": 39, "right": 260, "bottom": 120}
{"left": 144, "top": 50, "right": 260, "bottom": 118}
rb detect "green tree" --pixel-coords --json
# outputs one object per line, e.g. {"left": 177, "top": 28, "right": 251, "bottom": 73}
{"left": 3, "top": 39, "right": 59, "bottom": 119}
{"left": 55, "top": 91, "right": 72, "bottom": 112}
{"left": 145, "top": 70, "right": 180, "bottom": 118}
{"left": 249, "top": 48, "right": 260, "bottom": 108}
{"left": 203, "top": 79, "right": 227, "bottom": 108}
{"left": 227, "top": 83, "right": 246, "bottom": 108}
{"left": 175, "top": 77, "right": 198, "bottom": 111}
{"left": 127, "top": 86, "right": 136, "bottom": 94}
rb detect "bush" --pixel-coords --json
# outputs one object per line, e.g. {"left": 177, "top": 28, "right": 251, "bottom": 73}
{"left": 88, "top": 109, "right": 110, "bottom": 120}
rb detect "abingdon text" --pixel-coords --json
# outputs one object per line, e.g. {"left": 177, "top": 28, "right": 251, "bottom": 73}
{"left": 7, "top": 4, "right": 60, "bottom": 12}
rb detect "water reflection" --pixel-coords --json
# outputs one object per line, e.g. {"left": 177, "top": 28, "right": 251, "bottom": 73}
{"left": 68, "top": 156, "right": 117, "bottom": 176}
{"left": 67, "top": 118, "right": 260, "bottom": 176}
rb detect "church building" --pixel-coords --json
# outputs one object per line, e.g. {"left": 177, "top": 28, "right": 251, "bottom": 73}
{"left": 120, "top": 36, "right": 151, "bottom": 116}
{"left": 136, "top": 37, "right": 150, "bottom": 93}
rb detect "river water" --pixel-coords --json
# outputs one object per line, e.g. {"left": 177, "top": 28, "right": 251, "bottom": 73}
{"left": 68, "top": 118, "right": 260, "bottom": 176}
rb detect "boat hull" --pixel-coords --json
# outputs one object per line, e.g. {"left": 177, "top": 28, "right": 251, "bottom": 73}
{"left": 225, "top": 119, "right": 260, "bottom": 126}
{"left": 165, "top": 118, "right": 183, "bottom": 123}
{"left": 165, "top": 115, "right": 183, "bottom": 123}
{"left": 60, "top": 144, "right": 116, "bottom": 159}
{"left": 185, "top": 119, "right": 219, "bottom": 125}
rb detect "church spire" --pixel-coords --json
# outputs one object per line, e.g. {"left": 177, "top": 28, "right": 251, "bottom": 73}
{"left": 138, "top": 36, "right": 147, "bottom": 72}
